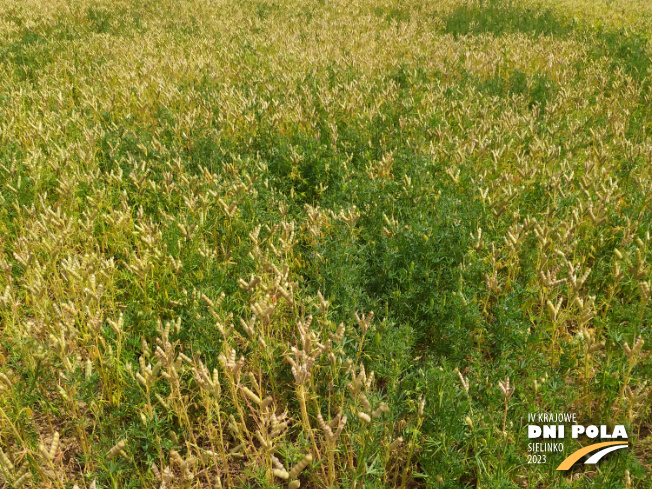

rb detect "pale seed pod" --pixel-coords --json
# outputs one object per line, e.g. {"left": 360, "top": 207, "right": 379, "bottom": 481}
{"left": 13, "top": 472, "right": 31, "bottom": 489}
{"left": 200, "top": 449, "right": 218, "bottom": 463}
{"left": 107, "top": 440, "right": 126, "bottom": 460}
{"left": 372, "top": 403, "right": 389, "bottom": 419}
{"left": 357, "top": 412, "right": 371, "bottom": 424}
{"left": 201, "top": 293, "right": 214, "bottom": 307}
{"left": 261, "top": 396, "right": 273, "bottom": 410}
{"left": 389, "top": 436, "right": 404, "bottom": 452}
{"left": 0, "top": 447, "right": 14, "bottom": 471}
{"left": 152, "top": 463, "right": 161, "bottom": 481}
{"left": 271, "top": 421, "right": 288, "bottom": 437}
{"left": 255, "top": 431, "right": 270, "bottom": 449}
{"left": 170, "top": 449, "right": 184, "bottom": 466}
{"left": 288, "top": 481, "right": 300, "bottom": 489}
{"left": 624, "top": 336, "right": 645, "bottom": 361}
{"left": 317, "top": 413, "right": 334, "bottom": 442}
{"left": 457, "top": 370, "right": 469, "bottom": 393}
{"left": 229, "top": 443, "right": 244, "bottom": 456}
{"left": 141, "top": 336, "right": 151, "bottom": 356}
{"left": 639, "top": 281, "right": 650, "bottom": 302}
{"left": 162, "top": 466, "right": 174, "bottom": 484}
{"left": 14, "top": 464, "right": 28, "bottom": 480}
{"left": 38, "top": 443, "right": 48, "bottom": 461}
{"left": 274, "top": 469, "right": 289, "bottom": 479}
{"left": 546, "top": 299, "right": 562, "bottom": 320}
{"left": 288, "top": 454, "right": 312, "bottom": 480}
{"left": 336, "top": 323, "right": 345, "bottom": 341}
{"left": 272, "top": 455, "right": 285, "bottom": 470}
{"left": 155, "top": 393, "right": 169, "bottom": 409}
{"left": 49, "top": 432, "right": 60, "bottom": 461}
{"left": 359, "top": 393, "right": 371, "bottom": 412}
{"left": 0, "top": 372, "right": 12, "bottom": 387}
{"left": 334, "top": 415, "right": 347, "bottom": 440}
{"left": 85, "top": 359, "right": 93, "bottom": 380}
{"left": 228, "top": 416, "right": 240, "bottom": 436}
{"left": 241, "top": 386, "right": 261, "bottom": 405}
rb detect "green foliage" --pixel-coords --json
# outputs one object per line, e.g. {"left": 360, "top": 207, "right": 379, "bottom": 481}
{"left": 444, "top": 0, "right": 575, "bottom": 37}
{"left": 0, "top": 0, "right": 651, "bottom": 488}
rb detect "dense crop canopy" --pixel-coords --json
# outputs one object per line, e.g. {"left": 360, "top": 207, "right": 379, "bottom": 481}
{"left": 0, "top": 0, "right": 650, "bottom": 487}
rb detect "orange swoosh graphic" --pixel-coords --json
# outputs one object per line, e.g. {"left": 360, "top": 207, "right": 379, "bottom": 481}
{"left": 556, "top": 441, "right": 629, "bottom": 470}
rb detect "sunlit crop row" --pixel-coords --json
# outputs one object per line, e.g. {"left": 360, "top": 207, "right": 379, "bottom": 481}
{"left": 0, "top": 0, "right": 650, "bottom": 487}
